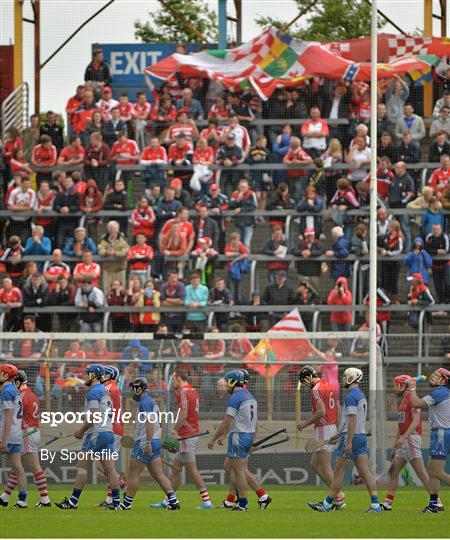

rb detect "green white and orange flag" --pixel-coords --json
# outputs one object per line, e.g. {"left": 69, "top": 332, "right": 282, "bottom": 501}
{"left": 245, "top": 308, "right": 314, "bottom": 377}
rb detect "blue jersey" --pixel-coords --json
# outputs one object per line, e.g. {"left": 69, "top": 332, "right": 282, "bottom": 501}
{"left": 0, "top": 383, "right": 23, "bottom": 444}
{"left": 423, "top": 386, "right": 450, "bottom": 429}
{"left": 135, "top": 394, "right": 161, "bottom": 443}
{"left": 226, "top": 388, "right": 257, "bottom": 434}
{"left": 340, "top": 386, "right": 367, "bottom": 435}
{"left": 85, "top": 384, "right": 113, "bottom": 434}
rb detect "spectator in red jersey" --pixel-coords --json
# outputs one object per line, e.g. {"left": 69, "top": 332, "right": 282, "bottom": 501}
{"left": 168, "top": 134, "right": 194, "bottom": 185}
{"left": 208, "top": 95, "right": 230, "bottom": 120}
{"left": 80, "top": 179, "right": 103, "bottom": 240}
{"left": 110, "top": 130, "right": 140, "bottom": 187}
{"left": 88, "top": 338, "right": 119, "bottom": 362}
{"left": 191, "top": 236, "right": 218, "bottom": 287}
{"left": 1, "top": 236, "right": 25, "bottom": 285}
{"left": 301, "top": 106, "right": 329, "bottom": 159}
{"left": 228, "top": 322, "right": 253, "bottom": 360}
{"left": 130, "top": 195, "right": 156, "bottom": 242}
{"left": 7, "top": 176, "right": 36, "bottom": 238}
{"left": 72, "top": 90, "right": 98, "bottom": 147}
{"left": 200, "top": 118, "right": 222, "bottom": 151}
{"left": 151, "top": 94, "right": 177, "bottom": 125}
{"left": 126, "top": 275, "right": 144, "bottom": 332}
{"left": 128, "top": 233, "right": 154, "bottom": 287}
{"left": 132, "top": 91, "right": 152, "bottom": 150}
{"left": 190, "top": 137, "right": 214, "bottom": 195}
{"left": 84, "top": 132, "right": 111, "bottom": 193}
{"left": 73, "top": 249, "right": 101, "bottom": 287}
{"left": 327, "top": 276, "right": 353, "bottom": 332}
{"left": 96, "top": 86, "right": 118, "bottom": 121}
{"left": 225, "top": 231, "right": 249, "bottom": 305}
{"left": 57, "top": 135, "right": 85, "bottom": 170}
{"left": 43, "top": 249, "right": 71, "bottom": 292}
{"left": 366, "top": 156, "right": 393, "bottom": 203}
{"left": 140, "top": 136, "right": 168, "bottom": 189}
{"left": 262, "top": 226, "right": 289, "bottom": 284}
{"left": 364, "top": 287, "right": 392, "bottom": 334}
{"left": 159, "top": 221, "right": 189, "bottom": 278}
{"left": 10, "top": 147, "right": 33, "bottom": 178}
{"left": 106, "top": 279, "right": 128, "bottom": 332}
{"left": 62, "top": 339, "right": 87, "bottom": 384}
{"left": 117, "top": 93, "right": 133, "bottom": 133}
{"left": 166, "top": 110, "right": 199, "bottom": 145}
{"left": 428, "top": 154, "right": 450, "bottom": 196}
{"left": 283, "top": 136, "right": 313, "bottom": 199}
{"left": 35, "top": 180, "right": 56, "bottom": 241}
{"left": 160, "top": 206, "right": 195, "bottom": 252}
{"left": 3, "top": 127, "right": 24, "bottom": 180}
{"left": 66, "top": 85, "right": 85, "bottom": 136}
{"left": 0, "top": 276, "right": 23, "bottom": 330}
{"left": 136, "top": 278, "right": 161, "bottom": 332}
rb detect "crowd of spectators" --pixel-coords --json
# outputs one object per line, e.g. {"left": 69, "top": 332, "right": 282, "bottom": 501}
{"left": 1, "top": 48, "right": 450, "bottom": 358}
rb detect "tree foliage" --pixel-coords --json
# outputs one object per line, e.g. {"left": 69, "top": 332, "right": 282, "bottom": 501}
{"left": 134, "top": 0, "right": 218, "bottom": 43}
{"left": 255, "top": 0, "right": 383, "bottom": 41}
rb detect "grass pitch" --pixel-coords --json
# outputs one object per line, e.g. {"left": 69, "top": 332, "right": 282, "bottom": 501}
{"left": 0, "top": 485, "right": 448, "bottom": 538}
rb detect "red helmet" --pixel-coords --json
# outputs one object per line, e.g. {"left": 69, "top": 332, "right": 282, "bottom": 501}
{"left": 0, "top": 364, "right": 19, "bottom": 380}
{"left": 432, "top": 368, "right": 450, "bottom": 382}
{"left": 394, "top": 374, "right": 412, "bottom": 387}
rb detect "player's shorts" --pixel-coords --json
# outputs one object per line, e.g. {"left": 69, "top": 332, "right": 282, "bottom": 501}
{"left": 174, "top": 436, "right": 198, "bottom": 463}
{"left": 131, "top": 439, "right": 161, "bottom": 465}
{"left": 82, "top": 431, "right": 114, "bottom": 454}
{"left": 336, "top": 433, "right": 368, "bottom": 459}
{"left": 395, "top": 434, "right": 422, "bottom": 462}
{"left": 429, "top": 428, "right": 450, "bottom": 460}
{"left": 314, "top": 424, "right": 338, "bottom": 453}
{"left": 113, "top": 434, "right": 122, "bottom": 454}
{"left": 227, "top": 432, "right": 254, "bottom": 459}
{"left": 22, "top": 429, "right": 41, "bottom": 454}
{"left": 6, "top": 443, "right": 22, "bottom": 454}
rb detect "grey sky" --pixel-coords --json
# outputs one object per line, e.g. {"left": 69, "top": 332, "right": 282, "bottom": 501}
{"left": 0, "top": 0, "right": 447, "bottom": 117}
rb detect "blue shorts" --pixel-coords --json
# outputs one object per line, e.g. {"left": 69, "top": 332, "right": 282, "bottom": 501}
{"left": 6, "top": 443, "right": 22, "bottom": 454}
{"left": 82, "top": 431, "right": 114, "bottom": 453}
{"left": 227, "top": 432, "right": 254, "bottom": 459}
{"left": 429, "top": 428, "right": 450, "bottom": 460}
{"left": 131, "top": 439, "right": 161, "bottom": 465}
{"left": 336, "top": 433, "right": 368, "bottom": 459}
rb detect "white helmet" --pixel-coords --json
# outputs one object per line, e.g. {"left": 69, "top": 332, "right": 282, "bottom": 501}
{"left": 343, "top": 367, "right": 363, "bottom": 387}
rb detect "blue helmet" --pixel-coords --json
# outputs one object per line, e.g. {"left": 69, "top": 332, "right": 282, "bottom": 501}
{"left": 103, "top": 365, "right": 120, "bottom": 382}
{"left": 85, "top": 364, "right": 105, "bottom": 385}
{"left": 224, "top": 369, "right": 245, "bottom": 394}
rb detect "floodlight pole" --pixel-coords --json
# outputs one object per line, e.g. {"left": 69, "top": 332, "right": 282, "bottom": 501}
{"left": 369, "top": 0, "right": 378, "bottom": 473}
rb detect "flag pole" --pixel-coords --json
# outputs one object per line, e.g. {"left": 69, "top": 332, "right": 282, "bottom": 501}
{"left": 368, "top": 0, "right": 378, "bottom": 473}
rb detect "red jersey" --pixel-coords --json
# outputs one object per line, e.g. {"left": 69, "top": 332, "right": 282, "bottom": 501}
{"left": 428, "top": 168, "right": 450, "bottom": 194}
{"left": 193, "top": 147, "right": 215, "bottom": 164}
{"left": 311, "top": 379, "right": 338, "bottom": 427}
{"left": 66, "top": 96, "right": 83, "bottom": 126}
{"left": 130, "top": 207, "right": 156, "bottom": 238}
{"left": 111, "top": 139, "right": 140, "bottom": 165}
{"left": 104, "top": 380, "right": 124, "bottom": 437}
{"left": 284, "top": 146, "right": 312, "bottom": 177}
{"left": 176, "top": 383, "right": 200, "bottom": 437}
{"left": 208, "top": 103, "right": 230, "bottom": 119}
{"left": 141, "top": 145, "right": 168, "bottom": 164}
{"left": 0, "top": 286, "right": 23, "bottom": 306}
{"left": 73, "top": 261, "right": 101, "bottom": 286}
{"left": 32, "top": 144, "right": 57, "bottom": 166}
{"left": 167, "top": 124, "right": 196, "bottom": 143}
{"left": 36, "top": 190, "right": 56, "bottom": 227}
{"left": 168, "top": 141, "right": 194, "bottom": 162}
{"left": 127, "top": 244, "right": 154, "bottom": 271}
{"left": 117, "top": 102, "right": 132, "bottom": 119}
{"left": 398, "top": 391, "right": 422, "bottom": 436}
{"left": 132, "top": 101, "right": 151, "bottom": 119}
{"left": 21, "top": 387, "right": 40, "bottom": 429}
{"left": 58, "top": 145, "right": 85, "bottom": 163}
{"left": 160, "top": 219, "right": 195, "bottom": 242}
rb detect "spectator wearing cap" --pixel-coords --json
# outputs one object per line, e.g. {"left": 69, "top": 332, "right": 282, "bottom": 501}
{"left": 171, "top": 177, "right": 193, "bottom": 209}
{"left": 407, "top": 273, "right": 435, "bottom": 329}
{"left": 216, "top": 131, "right": 244, "bottom": 196}
{"left": 84, "top": 48, "right": 112, "bottom": 88}
{"left": 263, "top": 269, "right": 295, "bottom": 327}
{"left": 176, "top": 88, "right": 204, "bottom": 120}
{"left": 327, "top": 277, "right": 352, "bottom": 332}
{"left": 98, "top": 220, "right": 130, "bottom": 292}
{"left": 103, "top": 178, "right": 128, "bottom": 233}
{"left": 263, "top": 226, "right": 289, "bottom": 284}
{"left": 166, "top": 109, "right": 199, "bottom": 144}
{"left": 325, "top": 226, "right": 350, "bottom": 279}
{"left": 96, "top": 86, "right": 118, "bottom": 121}
{"left": 229, "top": 178, "right": 257, "bottom": 250}
{"left": 403, "top": 237, "right": 433, "bottom": 285}
{"left": 184, "top": 271, "right": 209, "bottom": 332}
{"left": 63, "top": 226, "right": 97, "bottom": 258}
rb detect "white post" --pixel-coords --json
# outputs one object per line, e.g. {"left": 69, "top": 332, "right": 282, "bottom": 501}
{"left": 369, "top": 0, "right": 378, "bottom": 472}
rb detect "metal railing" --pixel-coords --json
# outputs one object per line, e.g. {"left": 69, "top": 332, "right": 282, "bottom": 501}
{"left": 1, "top": 83, "right": 29, "bottom": 141}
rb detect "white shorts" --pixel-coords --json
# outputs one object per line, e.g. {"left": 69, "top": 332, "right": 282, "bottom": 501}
{"left": 22, "top": 429, "right": 40, "bottom": 454}
{"left": 174, "top": 437, "right": 198, "bottom": 463}
{"left": 113, "top": 434, "right": 122, "bottom": 454}
{"left": 314, "top": 424, "right": 338, "bottom": 453}
{"left": 395, "top": 434, "right": 423, "bottom": 462}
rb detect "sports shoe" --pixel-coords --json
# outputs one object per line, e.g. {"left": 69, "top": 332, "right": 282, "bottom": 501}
{"left": 55, "top": 497, "right": 77, "bottom": 510}
{"left": 0, "top": 498, "right": 8, "bottom": 507}
{"left": 307, "top": 501, "right": 330, "bottom": 512}
{"left": 366, "top": 505, "right": 382, "bottom": 513}
{"left": 436, "top": 499, "right": 444, "bottom": 511}
{"left": 149, "top": 501, "right": 168, "bottom": 509}
{"left": 165, "top": 502, "right": 181, "bottom": 510}
{"left": 380, "top": 502, "right": 392, "bottom": 511}
{"left": 232, "top": 505, "right": 248, "bottom": 511}
{"left": 331, "top": 502, "right": 346, "bottom": 511}
{"left": 196, "top": 502, "right": 213, "bottom": 509}
{"left": 422, "top": 504, "right": 439, "bottom": 513}
{"left": 119, "top": 503, "right": 131, "bottom": 510}
{"left": 104, "top": 503, "right": 118, "bottom": 510}
{"left": 10, "top": 502, "right": 27, "bottom": 509}
{"left": 219, "top": 500, "right": 235, "bottom": 509}
{"left": 258, "top": 495, "right": 272, "bottom": 509}
{"left": 35, "top": 501, "right": 51, "bottom": 508}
